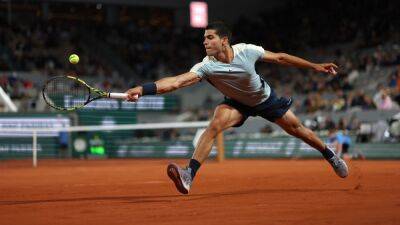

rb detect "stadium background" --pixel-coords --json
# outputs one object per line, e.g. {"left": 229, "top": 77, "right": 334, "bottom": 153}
{"left": 1, "top": 0, "right": 400, "bottom": 160}
{"left": 0, "top": 1, "right": 400, "bottom": 225}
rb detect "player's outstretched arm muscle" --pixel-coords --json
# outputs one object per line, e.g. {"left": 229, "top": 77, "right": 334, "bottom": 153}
{"left": 261, "top": 51, "right": 338, "bottom": 75}
{"left": 155, "top": 72, "right": 201, "bottom": 94}
{"left": 125, "top": 72, "right": 201, "bottom": 101}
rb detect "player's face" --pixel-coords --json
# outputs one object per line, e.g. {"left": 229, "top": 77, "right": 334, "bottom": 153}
{"left": 203, "top": 29, "right": 224, "bottom": 56}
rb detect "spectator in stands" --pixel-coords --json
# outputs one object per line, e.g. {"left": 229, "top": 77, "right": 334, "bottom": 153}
{"left": 388, "top": 73, "right": 398, "bottom": 89}
{"left": 260, "top": 124, "right": 273, "bottom": 134}
{"left": 375, "top": 88, "right": 399, "bottom": 110}
{"left": 349, "top": 90, "right": 376, "bottom": 110}
{"left": 390, "top": 66, "right": 400, "bottom": 105}
{"left": 397, "top": 66, "right": 400, "bottom": 92}
{"left": 331, "top": 90, "right": 347, "bottom": 111}
{"left": 323, "top": 116, "right": 336, "bottom": 131}
{"left": 347, "top": 115, "right": 361, "bottom": 131}
{"left": 337, "top": 117, "right": 348, "bottom": 131}
{"left": 373, "top": 84, "right": 386, "bottom": 107}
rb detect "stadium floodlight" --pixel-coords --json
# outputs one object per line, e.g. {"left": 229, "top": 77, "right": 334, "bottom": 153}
{"left": 190, "top": 1, "right": 208, "bottom": 28}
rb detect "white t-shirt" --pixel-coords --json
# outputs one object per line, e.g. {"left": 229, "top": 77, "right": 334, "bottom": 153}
{"left": 190, "top": 43, "right": 271, "bottom": 106}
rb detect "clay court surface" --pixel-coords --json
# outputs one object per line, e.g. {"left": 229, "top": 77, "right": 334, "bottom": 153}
{"left": 0, "top": 159, "right": 399, "bottom": 225}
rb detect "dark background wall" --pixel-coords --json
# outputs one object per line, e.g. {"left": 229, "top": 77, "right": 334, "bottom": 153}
{"left": 6, "top": 0, "right": 287, "bottom": 26}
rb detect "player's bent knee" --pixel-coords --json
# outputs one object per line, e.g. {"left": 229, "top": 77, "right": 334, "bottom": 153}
{"left": 208, "top": 120, "right": 223, "bottom": 134}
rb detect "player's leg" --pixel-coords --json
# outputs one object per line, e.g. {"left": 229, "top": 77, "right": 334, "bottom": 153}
{"left": 335, "top": 141, "right": 343, "bottom": 157}
{"left": 275, "top": 110, "right": 326, "bottom": 150}
{"left": 341, "top": 143, "right": 351, "bottom": 160}
{"left": 274, "top": 110, "right": 348, "bottom": 178}
{"left": 192, "top": 104, "right": 244, "bottom": 163}
{"left": 353, "top": 147, "right": 366, "bottom": 160}
{"left": 167, "top": 104, "right": 244, "bottom": 194}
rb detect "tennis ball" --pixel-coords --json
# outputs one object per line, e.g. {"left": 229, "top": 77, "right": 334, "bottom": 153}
{"left": 69, "top": 54, "right": 79, "bottom": 64}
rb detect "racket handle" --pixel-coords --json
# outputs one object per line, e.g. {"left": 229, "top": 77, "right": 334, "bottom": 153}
{"left": 109, "top": 93, "right": 139, "bottom": 100}
{"left": 109, "top": 93, "right": 128, "bottom": 99}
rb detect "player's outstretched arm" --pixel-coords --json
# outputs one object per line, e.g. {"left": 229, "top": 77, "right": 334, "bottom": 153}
{"left": 260, "top": 51, "right": 338, "bottom": 75}
{"left": 125, "top": 72, "right": 201, "bottom": 101}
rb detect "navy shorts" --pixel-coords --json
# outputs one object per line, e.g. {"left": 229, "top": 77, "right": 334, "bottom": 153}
{"left": 342, "top": 143, "right": 350, "bottom": 154}
{"left": 220, "top": 89, "right": 292, "bottom": 127}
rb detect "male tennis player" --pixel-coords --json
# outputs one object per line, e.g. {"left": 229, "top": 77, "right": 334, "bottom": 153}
{"left": 125, "top": 21, "right": 348, "bottom": 195}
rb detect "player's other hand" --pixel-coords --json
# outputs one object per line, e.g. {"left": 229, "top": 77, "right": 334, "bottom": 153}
{"left": 125, "top": 87, "right": 142, "bottom": 102}
{"left": 313, "top": 63, "right": 338, "bottom": 75}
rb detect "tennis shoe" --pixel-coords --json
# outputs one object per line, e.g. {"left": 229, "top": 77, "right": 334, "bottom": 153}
{"left": 167, "top": 163, "right": 192, "bottom": 194}
{"left": 328, "top": 155, "right": 349, "bottom": 178}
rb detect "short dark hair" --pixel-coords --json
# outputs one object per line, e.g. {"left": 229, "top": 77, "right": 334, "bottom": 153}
{"left": 206, "top": 21, "right": 232, "bottom": 41}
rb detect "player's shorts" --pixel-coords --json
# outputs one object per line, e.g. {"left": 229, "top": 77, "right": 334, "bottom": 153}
{"left": 342, "top": 143, "right": 350, "bottom": 154}
{"left": 220, "top": 88, "right": 292, "bottom": 127}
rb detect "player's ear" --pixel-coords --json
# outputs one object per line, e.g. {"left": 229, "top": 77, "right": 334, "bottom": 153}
{"left": 222, "top": 36, "right": 229, "bottom": 46}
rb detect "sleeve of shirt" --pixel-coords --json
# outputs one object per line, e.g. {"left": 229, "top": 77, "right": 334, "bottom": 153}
{"left": 246, "top": 44, "right": 265, "bottom": 62}
{"left": 336, "top": 133, "right": 344, "bottom": 144}
{"left": 344, "top": 136, "right": 352, "bottom": 144}
{"left": 190, "top": 61, "right": 208, "bottom": 80}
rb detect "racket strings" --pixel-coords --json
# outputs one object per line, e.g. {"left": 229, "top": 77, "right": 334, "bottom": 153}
{"left": 44, "top": 77, "right": 90, "bottom": 110}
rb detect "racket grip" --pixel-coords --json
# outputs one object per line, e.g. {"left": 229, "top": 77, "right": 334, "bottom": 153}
{"left": 109, "top": 93, "right": 128, "bottom": 99}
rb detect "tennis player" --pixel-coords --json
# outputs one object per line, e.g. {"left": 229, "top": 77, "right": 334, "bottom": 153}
{"left": 126, "top": 21, "right": 348, "bottom": 195}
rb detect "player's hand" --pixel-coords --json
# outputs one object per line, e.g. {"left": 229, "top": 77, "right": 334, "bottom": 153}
{"left": 125, "top": 86, "right": 142, "bottom": 102}
{"left": 313, "top": 63, "right": 338, "bottom": 75}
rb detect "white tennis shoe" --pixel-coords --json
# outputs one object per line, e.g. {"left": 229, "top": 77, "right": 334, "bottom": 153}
{"left": 328, "top": 155, "right": 349, "bottom": 178}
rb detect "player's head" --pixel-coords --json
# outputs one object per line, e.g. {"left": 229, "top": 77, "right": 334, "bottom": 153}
{"left": 203, "top": 21, "right": 232, "bottom": 56}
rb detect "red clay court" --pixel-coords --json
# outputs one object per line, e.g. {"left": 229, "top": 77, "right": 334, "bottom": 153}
{"left": 0, "top": 159, "right": 399, "bottom": 225}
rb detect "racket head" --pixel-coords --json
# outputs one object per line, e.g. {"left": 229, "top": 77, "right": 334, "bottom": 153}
{"left": 42, "top": 76, "right": 91, "bottom": 111}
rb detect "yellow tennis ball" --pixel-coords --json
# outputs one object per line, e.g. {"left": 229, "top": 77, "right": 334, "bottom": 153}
{"left": 69, "top": 54, "right": 79, "bottom": 64}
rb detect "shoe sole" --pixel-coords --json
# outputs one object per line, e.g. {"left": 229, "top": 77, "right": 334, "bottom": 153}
{"left": 167, "top": 163, "right": 189, "bottom": 194}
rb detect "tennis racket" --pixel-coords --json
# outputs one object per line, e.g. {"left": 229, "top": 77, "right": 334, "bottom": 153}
{"left": 42, "top": 75, "right": 137, "bottom": 111}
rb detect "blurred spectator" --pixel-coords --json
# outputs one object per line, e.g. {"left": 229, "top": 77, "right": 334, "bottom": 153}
{"left": 323, "top": 116, "right": 336, "bottom": 131}
{"left": 349, "top": 90, "right": 376, "bottom": 110}
{"left": 337, "top": 117, "right": 348, "bottom": 130}
{"left": 302, "top": 93, "right": 327, "bottom": 113}
{"left": 260, "top": 124, "right": 273, "bottom": 134}
{"left": 388, "top": 73, "right": 398, "bottom": 89}
{"left": 202, "top": 95, "right": 214, "bottom": 110}
{"left": 374, "top": 88, "right": 399, "bottom": 110}
{"left": 331, "top": 90, "right": 347, "bottom": 111}
{"left": 390, "top": 66, "right": 400, "bottom": 105}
